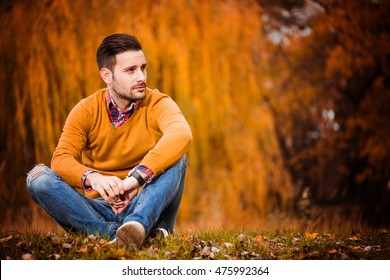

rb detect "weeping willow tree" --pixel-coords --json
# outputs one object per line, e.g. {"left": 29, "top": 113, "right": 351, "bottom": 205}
{"left": 0, "top": 0, "right": 293, "bottom": 230}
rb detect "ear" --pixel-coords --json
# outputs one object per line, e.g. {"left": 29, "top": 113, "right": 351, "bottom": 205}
{"left": 100, "top": 68, "right": 113, "bottom": 84}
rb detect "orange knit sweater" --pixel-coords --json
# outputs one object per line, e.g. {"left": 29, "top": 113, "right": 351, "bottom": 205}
{"left": 51, "top": 88, "right": 192, "bottom": 196}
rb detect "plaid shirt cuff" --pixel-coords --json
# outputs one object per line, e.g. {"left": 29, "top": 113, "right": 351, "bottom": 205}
{"left": 128, "top": 165, "right": 154, "bottom": 184}
{"left": 81, "top": 170, "right": 98, "bottom": 192}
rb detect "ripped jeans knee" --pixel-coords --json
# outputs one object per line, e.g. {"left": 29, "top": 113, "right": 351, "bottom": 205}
{"left": 27, "top": 163, "right": 48, "bottom": 182}
{"left": 26, "top": 164, "right": 56, "bottom": 200}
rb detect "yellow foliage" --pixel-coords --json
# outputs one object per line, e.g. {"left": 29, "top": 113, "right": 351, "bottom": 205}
{"left": 0, "top": 0, "right": 293, "bottom": 230}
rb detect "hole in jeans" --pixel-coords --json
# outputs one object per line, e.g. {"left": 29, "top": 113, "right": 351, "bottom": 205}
{"left": 27, "top": 164, "right": 47, "bottom": 181}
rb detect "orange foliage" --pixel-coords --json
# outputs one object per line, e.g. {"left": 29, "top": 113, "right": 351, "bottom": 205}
{"left": 0, "top": 0, "right": 293, "bottom": 231}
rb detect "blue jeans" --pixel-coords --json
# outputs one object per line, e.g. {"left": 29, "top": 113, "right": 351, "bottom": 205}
{"left": 26, "top": 156, "right": 187, "bottom": 239}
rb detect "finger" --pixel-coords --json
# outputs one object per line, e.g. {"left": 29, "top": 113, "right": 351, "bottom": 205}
{"left": 102, "top": 183, "right": 117, "bottom": 199}
{"left": 111, "top": 206, "right": 118, "bottom": 215}
{"left": 93, "top": 185, "right": 112, "bottom": 204}
{"left": 107, "top": 177, "right": 124, "bottom": 196}
{"left": 112, "top": 200, "right": 124, "bottom": 208}
{"left": 114, "top": 177, "right": 125, "bottom": 195}
{"left": 107, "top": 177, "right": 123, "bottom": 197}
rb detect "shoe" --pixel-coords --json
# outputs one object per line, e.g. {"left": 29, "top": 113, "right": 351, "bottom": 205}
{"left": 109, "top": 221, "right": 145, "bottom": 249}
{"left": 149, "top": 228, "right": 169, "bottom": 238}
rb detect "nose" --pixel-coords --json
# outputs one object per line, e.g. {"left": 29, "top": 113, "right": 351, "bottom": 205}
{"left": 136, "top": 68, "right": 146, "bottom": 82}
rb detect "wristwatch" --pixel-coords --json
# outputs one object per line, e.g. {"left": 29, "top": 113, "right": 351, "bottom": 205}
{"left": 128, "top": 169, "right": 145, "bottom": 186}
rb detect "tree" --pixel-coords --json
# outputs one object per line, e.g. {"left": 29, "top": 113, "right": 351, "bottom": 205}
{"left": 265, "top": 0, "right": 390, "bottom": 225}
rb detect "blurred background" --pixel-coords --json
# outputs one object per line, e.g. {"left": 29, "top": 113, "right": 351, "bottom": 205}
{"left": 1, "top": 0, "right": 389, "bottom": 233}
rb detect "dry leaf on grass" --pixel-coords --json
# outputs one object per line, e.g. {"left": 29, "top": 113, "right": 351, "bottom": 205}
{"left": 254, "top": 235, "right": 264, "bottom": 245}
{"left": 22, "top": 253, "right": 35, "bottom": 260}
{"left": 299, "top": 249, "right": 310, "bottom": 259}
{"left": 347, "top": 236, "right": 361, "bottom": 241}
{"left": 99, "top": 239, "right": 108, "bottom": 246}
{"left": 0, "top": 236, "right": 13, "bottom": 243}
{"left": 304, "top": 232, "right": 318, "bottom": 240}
{"left": 116, "top": 248, "right": 126, "bottom": 256}
{"left": 292, "top": 237, "right": 301, "bottom": 244}
{"left": 363, "top": 246, "right": 372, "bottom": 251}
{"left": 62, "top": 243, "right": 72, "bottom": 249}
{"left": 78, "top": 244, "right": 89, "bottom": 253}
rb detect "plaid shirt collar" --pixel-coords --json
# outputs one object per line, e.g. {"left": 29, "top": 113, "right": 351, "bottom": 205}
{"left": 105, "top": 89, "right": 141, "bottom": 127}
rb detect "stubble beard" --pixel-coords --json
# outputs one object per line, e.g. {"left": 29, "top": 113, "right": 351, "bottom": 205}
{"left": 112, "top": 81, "right": 146, "bottom": 103}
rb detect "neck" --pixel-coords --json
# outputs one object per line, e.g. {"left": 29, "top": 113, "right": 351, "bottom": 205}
{"left": 108, "top": 89, "right": 132, "bottom": 111}
{"left": 113, "top": 96, "right": 132, "bottom": 112}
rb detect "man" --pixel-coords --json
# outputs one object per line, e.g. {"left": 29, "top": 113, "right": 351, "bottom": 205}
{"left": 26, "top": 33, "right": 192, "bottom": 249}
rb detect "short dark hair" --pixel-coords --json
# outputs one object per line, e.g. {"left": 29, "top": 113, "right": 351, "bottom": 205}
{"left": 96, "top": 33, "right": 142, "bottom": 71}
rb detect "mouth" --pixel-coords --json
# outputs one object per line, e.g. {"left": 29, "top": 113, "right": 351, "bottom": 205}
{"left": 134, "top": 83, "right": 146, "bottom": 90}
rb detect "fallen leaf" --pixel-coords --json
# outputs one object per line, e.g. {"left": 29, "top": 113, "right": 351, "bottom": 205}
{"left": 16, "top": 241, "right": 27, "bottom": 248}
{"left": 249, "top": 252, "right": 260, "bottom": 258}
{"left": 181, "top": 234, "right": 190, "bottom": 242}
{"left": 17, "top": 240, "right": 31, "bottom": 251}
{"left": 254, "top": 235, "right": 263, "bottom": 245}
{"left": 47, "top": 232, "right": 64, "bottom": 244}
{"left": 292, "top": 237, "right": 301, "bottom": 244}
{"left": 304, "top": 232, "right": 318, "bottom": 240}
{"left": 347, "top": 236, "right": 361, "bottom": 241}
{"left": 88, "top": 234, "right": 97, "bottom": 241}
{"left": 0, "top": 235, "right": 13, "bottom": 243}
{"left": 237, "top": 233, "right": 246, "bottom": 241}
{"left": 211, "top": 246, "right": 220, "bottom": 253}
{"left": 164, "top": 251, "right": 171, "bottom": 257}
{"left": 328, "top": 249, "right": 338, "bottom": 254}
{"left": 353, "top": 246, "right": 364, "bottom": 250}
{"left": 48, "top": 254, "right": 61, "bottom": 260}
{"left": 223, "top": 242, "right": 233, "bottom": 248}
{"left": 201, "top": 246, "right": 211, "bottom": 256}
{"left": 363, "top": 246, "right": 372, "bottom": 252}
{"left": 241, "top": 250, "right": 250, "bottom": 257}
{"left": 22, "top": 253, "right": 34, "bottom": 260}
{"left": 62, "top": 243, "right": 72, "bottom": 249}
{"left": 146, "top": 246, "right": 159, "bottom": 258}
{"left": 116, "top": 248, "right": 126, "bottom": 256}
{"left": 299, "top": 249, "right": 310, "bottom": 259}
{"left": 78, "top": 244, "right": 89, "bottom": 253}
{"left": 99, "top": 239, "right": 108, "bottom": 246}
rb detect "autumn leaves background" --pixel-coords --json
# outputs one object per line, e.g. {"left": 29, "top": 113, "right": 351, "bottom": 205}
{"left": 1, "top": 0, "right": 389, "bottom": 232}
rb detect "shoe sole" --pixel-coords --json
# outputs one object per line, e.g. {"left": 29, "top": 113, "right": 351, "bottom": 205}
{"left": 116, "top": 222, "right": 145, "bottom": 249}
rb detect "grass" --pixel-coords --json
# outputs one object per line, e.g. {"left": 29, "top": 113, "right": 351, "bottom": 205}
{"left": 1, "top": 227, "right": 390, "bottom": 260}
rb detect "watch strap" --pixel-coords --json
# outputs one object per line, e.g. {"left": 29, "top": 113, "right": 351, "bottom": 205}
{"left": 129, "top": 170, "right": 145, "bottom": 186}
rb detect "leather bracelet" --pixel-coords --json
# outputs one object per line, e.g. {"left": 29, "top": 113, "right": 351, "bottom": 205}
{"left": 129, "top": 170, "right": 145, "bottom": 186}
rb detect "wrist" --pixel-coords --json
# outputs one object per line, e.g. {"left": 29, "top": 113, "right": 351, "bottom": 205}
{"left": 127, "top": 169, "right": 145, "bottom": 186}
{"left": 123, "top": 176, "right": 139, "bottom": 192}
{"left": 82, "top": 170, "right": 98, "bottom": 192}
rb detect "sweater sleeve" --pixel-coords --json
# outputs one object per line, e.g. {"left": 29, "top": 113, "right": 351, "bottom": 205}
{"left": 51, "top": 100, "right": 91, "bottom": 188}
{"left": 140, "top": 96, "right": 192, "bottom": 176}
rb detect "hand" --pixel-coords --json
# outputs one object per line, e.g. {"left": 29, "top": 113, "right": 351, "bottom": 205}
{"left": 111, "top": 176, "right": 140, "bottom": 214}
{"left": 85, "top": 173, "right": 125, "bottom": 205}
{"left": 111, "top": 188, "right": 138, "bottom": 214}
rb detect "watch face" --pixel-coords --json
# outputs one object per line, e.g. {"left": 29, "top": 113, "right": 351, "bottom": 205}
{"left": 131, "top": 170, "right": 145, "bottom": 186}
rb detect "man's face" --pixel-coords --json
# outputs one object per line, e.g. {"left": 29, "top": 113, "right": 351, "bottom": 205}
{"left": 110, "top": 50, "right": 147, "bottom": 102}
